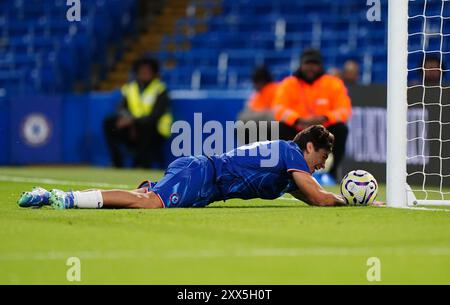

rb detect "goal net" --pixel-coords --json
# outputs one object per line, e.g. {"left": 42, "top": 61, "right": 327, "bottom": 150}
{"left": 387, "top": 0, "right": 450, "bottom": 207}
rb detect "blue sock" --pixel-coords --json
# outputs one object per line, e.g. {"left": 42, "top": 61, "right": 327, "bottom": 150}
{"left": 65, "top": 192, "right": 75, "bottom": 209}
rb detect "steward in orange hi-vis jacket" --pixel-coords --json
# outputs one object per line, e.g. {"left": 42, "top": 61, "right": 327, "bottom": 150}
{"left": 247, "top": 81, "right": 278, "bottom": 112}
{"left": 272, "top": 48, "right": 352, "bottom": 180}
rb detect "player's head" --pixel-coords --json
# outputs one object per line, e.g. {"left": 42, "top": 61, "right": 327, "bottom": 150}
{"left": 298, "top": 48, "right": 324, "bottom": 83}
{"left": 293, "top": 125, "right": 334, "bottom": 173}
{"left": 251, "top": 66, "right": 273, "bottom": 91}
{"left": 133, "top": 57, "right": 160, "bottom": 84}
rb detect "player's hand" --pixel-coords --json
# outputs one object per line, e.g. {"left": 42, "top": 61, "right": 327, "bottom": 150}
{"left": 116, "top": 117, "right": 134, "bottom": 129}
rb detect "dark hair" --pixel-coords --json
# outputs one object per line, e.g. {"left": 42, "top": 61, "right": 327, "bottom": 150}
{"left": 300, "top": 48, "right": 323, "bottom": 65}
{"left": 133, "top": 57, "right": 160, "bottom": 74}
{"left": 293, "top": 125, "right": 334, "bottom": 152}
{"left": 424, "top": 54, "right": 441, "bottom": 65}
{"left": 419, "top": 54, "right": 446, "bottom": 74}
{"left": 251, "top": 66, "right": 273, "bottom": 84}
{"left": 426, "top": 55, "right": 446, "bottom": 73}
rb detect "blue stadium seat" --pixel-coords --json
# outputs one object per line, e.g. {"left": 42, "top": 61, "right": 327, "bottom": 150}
{"left": 0, "top": 0, "right": 137, "bottom": 95}
{"left": 153, "top": 0, "right": 404, "bottom": 89}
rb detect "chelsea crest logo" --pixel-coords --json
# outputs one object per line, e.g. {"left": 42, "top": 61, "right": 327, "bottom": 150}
{"left": 169, "top": 193, "right": 180, "bottom": 206}
{"left": 21, "top": 113, "right": 51, "bottom": 147}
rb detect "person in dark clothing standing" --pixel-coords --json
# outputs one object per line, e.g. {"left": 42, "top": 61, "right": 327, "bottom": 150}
{"left": 103, "top": 58, "right": 172, "bottom": 169}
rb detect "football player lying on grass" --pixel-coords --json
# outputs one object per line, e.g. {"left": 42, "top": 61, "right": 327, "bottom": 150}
{"left": 18, "top": 125, "right": 383, "bottom": 209}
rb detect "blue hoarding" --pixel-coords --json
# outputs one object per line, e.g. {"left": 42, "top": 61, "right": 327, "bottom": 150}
{"left": 10, "top": 95, "right": 63, "bottom": 164}
{"left": 3, "top": 90, "right": 248, "bottom": 166}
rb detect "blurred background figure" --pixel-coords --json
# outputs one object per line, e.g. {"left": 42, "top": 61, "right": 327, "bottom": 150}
{"left": 409, "top": 55, "right": 446, "bottom": 86}
{"left": 327, "top": 67, "right": 342, "bottom": 79}
{"left": 244, "top": 66, "right": 278, "bottom": 115}
{"left": 103, "top": 58, "right": 172, "bottom": 169}
{"left": 237, "top": 66, "right": 278, "bottom": 144}
{"left": 273, "top": 48, "right": 352, "bottom": 182}
{"left": 341, "top": 60, "right": 360, "bottom": 86}
{"left": 422, "top": 55, "right": 445, "bottom": 86}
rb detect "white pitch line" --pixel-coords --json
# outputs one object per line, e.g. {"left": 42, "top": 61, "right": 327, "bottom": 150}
{"left": 1, "top": 246, "right": 450, "bottom": 261}
{"left": 404, "top": 206, "right": 450, "bottom": 212}
{"left": 0, "top": 175, "right": 132, "bottom": 189}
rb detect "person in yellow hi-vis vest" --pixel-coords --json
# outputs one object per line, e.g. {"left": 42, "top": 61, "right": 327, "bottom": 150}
{"left": 103, "top": 58, "right": 172, "bottom": 168}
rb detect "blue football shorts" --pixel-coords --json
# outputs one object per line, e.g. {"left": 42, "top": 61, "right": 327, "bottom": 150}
{"left": 150, "top": 155, "right": 219, "bottom": 208}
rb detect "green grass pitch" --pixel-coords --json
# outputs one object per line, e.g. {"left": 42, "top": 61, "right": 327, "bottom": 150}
{"left": 1, "top": 166, "right": 450, "bottom": 284}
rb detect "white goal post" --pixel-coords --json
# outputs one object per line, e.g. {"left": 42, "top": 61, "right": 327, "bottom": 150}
{"left": 387, "top": 0, "right": 450, "bottom": 207}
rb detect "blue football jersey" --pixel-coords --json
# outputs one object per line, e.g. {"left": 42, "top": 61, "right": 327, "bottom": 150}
{"left": 209, "top": 140, "right": 311, "bottom": 201}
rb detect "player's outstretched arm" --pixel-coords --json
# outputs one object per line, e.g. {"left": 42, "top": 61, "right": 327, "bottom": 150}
{"left": 290, "top": 171, "right": 346, "bottom": 207}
